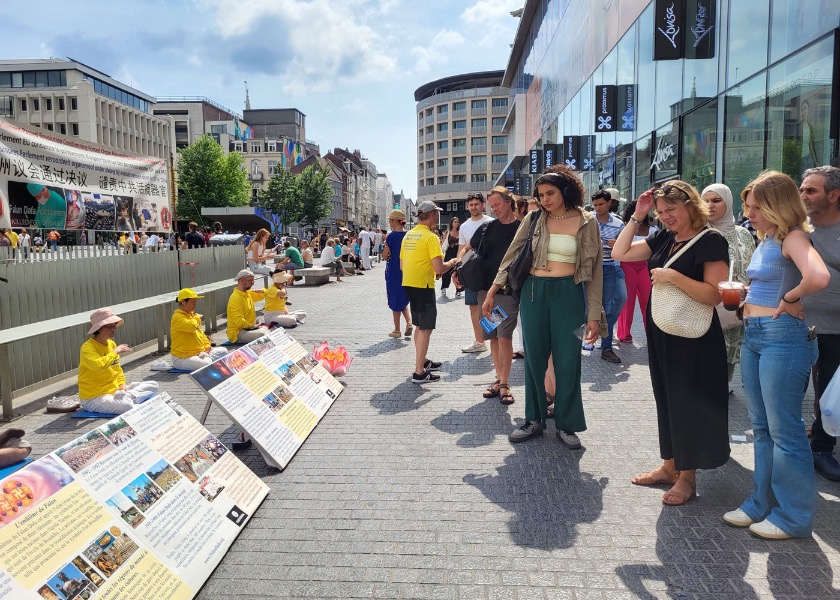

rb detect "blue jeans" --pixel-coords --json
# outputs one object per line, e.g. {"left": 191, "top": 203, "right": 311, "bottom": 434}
{"left": 601, "top": 263, "right": 627, "bottom": 352}
{"left": 739, "top": 315, "right": 818, "bottom": 537}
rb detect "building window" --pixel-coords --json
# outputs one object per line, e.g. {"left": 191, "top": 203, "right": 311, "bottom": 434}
{"left": 437, "top": 123, "right": 448, "bottom": 132}
{"left": 58, "top": 97, "right": 65, "bottom": 110}
{"left": 45, "top": 123, "right": 53, "bottom": 131}
{"left": 210, "top": 124, "right": 227, "bottom": 134}
{"left": 33, "top": 98, "right": 40, "bottom": 111}
{"left": 426, "top": 160, "right": 433, "bottom": 169}
{"left": 491, "top": 98, "right": 508, "bottom": 108}
{"left": 471, "top": 156, "right": 487, "bottom": 167}
{"left": 0, "top": 96, "right": 12, "bottom": 117}
{"left": 45, "top": 98, "right": 52, "bottom": 111}
{"left": 426, "top": 178, "right": 434, "bottom": 186}
{"left": 250, "top": 143, "right": 261, "bottom": 153}
{"left": 492, "top": 136, "right": 507, "bottom": 145}
{"left": 58, "top": 123, "right": 66, "bottom": 135}
{"left": 453, "top": 138, "right": 466, "bottom": 147}
{"left": 251, "top": 159, "right": 261, "bottom": 175}
{"left": 71, "top": 123, "right": 79, "bottom": 136}
{"left": 267, "top": 142, "right": 277, "bottom": 152}
{"left": 425, "top": 126, "right": 433, "bottom": 134}
{"left": 70, "top": 97, "right": 77, "bottom": 110}
{"left": 437, "top": 176, "right": 448, "bottom": 184}
{"left": 471, "top": 118, "right": 486, "bottom": 127}
{"left": 268, "top": 160, "right": 278, "bottom": 174}
{"left": 437, "top": 141, "right": 448, "bottom": 150}
{"left": 452, "top": 120, "right": 466, "bottom": 130}
{"left": 453, "top": 157, "right": 466, "bottom": 166}
{"left": 437, "top": 105, "right": 448, "bottom": 114}
{"left": 470, "top": 173, "right": 487, "bottom": 183}
{"left": 426, "top": 143, "right": 433, "bottom": 152}
{"left": 453, "top": 101, "right": 466, "bottom": 111}
{"left": 471, "top": 137, "right": 487, "bottom": 148}
{"left": 491, "top": 117, "right": 505, "bottom": 128}
{"left": 471, "top": 100, "right": 486, "bottom": 110}
{"left": 19, "top": 99, "right": 26, "bottom": 112}
{"left": 453, "top": 175, "right": 466, "bottom": 183}
{"left": 437, "top": 158, "right": 448, "bottom": 167}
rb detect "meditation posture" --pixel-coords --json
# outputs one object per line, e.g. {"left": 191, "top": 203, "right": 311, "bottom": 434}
{"left": 170, "top": 288, "right": 228, "bottom": 371}
{"left": 226, "top": 269, "right": 269, "bottom": 344}
{"left": 264, "top": 269, "right": 307, "bottom": 328}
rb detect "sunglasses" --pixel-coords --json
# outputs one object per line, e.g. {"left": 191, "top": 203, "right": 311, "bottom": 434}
{"left": 656, "top": 184, "right": 690, "bottom": 203}
{"left": 467, "top": 193, "right": 484, "bottom": 201}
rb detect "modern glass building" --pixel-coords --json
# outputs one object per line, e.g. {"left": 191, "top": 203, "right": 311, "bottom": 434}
{"left": 497, "top": 0, "right": 840, "bottom": 214}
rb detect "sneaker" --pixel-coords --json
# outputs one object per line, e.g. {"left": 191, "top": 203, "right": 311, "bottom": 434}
{"left": 455, "top": 291, "right": 463, "bottom": 299}
{"left": 813, "top": 451, "right": 840, "bottom": 481}
{"left": 509, "top": 420, "right": 543, "bottom": 443}
{"left": 461, "top": 341, "right": 487, "bottom": 353}
{"left": 440, "top": 290, "right": 447, "bottom": 297}
{"left": 557, "top": 429, "right": 582, "bottom": 450}
{"left": 423, "top": 358, "right": 442, "bottom": 371}
{"left": 46, "top": 396, "right": 81, "bottom": 413}
{"left": 412, "top": 370, "right": 441, "bottom": 384}
{"left": 749, "top": 519, "right": 791, "bottom": 540}
{"left": 601, "top": 349, "right": 622, "bottom": 364}
{"left": 723, "top": 508, "right": 754, "bottom": 528}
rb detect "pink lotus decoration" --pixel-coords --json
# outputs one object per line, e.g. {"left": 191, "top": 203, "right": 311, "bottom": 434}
{"left": 312, "top": 342, "right": 352, "bottom": 376}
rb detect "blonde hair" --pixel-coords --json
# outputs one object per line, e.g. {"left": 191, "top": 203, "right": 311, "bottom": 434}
{"left": 653, "top": 180, "right": 708, "bottom": 231}
{"left": 741, "top": 170, "right": 812, "bottom": 241}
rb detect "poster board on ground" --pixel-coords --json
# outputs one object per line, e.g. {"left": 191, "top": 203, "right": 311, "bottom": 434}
{"left": 191, "top": 329, "right": 344, "bottom": 470}
{"left": 0, "top": 392, "right": 268, "bottom": 600}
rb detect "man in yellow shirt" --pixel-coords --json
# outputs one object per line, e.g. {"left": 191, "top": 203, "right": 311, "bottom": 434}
{"left": 226, "top": 269, "right": 269, "bottom": 343}
{"left": 170, "top": 288, "right": 228, "bottom": 371}
{"left": 401, "top": 201, "right": 459, "bottom": 383}
{"left": 78, "top": 308, "right": 159, "bottom": 414}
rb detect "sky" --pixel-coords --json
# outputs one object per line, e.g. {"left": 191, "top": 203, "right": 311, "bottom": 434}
{"left": 5, "top": 0, "right": 524, "bottom": 201}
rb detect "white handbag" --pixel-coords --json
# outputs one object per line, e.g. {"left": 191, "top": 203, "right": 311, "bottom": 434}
{"left": 651, "top": 229, "right": 714, "bottom": 338}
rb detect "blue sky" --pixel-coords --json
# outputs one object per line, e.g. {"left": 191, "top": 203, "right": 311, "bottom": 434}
{"left": 5, "top": 0, "right": 523, "bottom": 200}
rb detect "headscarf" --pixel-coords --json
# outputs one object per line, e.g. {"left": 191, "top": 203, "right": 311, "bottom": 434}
{"left": 701, "top": 183, "right": 737, "bottom": 239}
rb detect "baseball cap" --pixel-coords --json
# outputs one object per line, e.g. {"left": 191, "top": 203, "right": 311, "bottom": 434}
{"left": 176, "top": 288, "right": 204, "bottom": 303}
{"left": 414, "top": 201, "right": 443, "bottom": 216}
{"left": 234, "top": 269, "right": 255, "bottom": 281}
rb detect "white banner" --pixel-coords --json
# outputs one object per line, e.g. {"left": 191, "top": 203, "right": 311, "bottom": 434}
{"left": 0, "top": 119, "right": 171, "bottom": 232}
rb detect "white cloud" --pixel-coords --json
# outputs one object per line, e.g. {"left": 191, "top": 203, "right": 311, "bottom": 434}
{"left": 410, "top": 29, "right": 465, "bottom": 74}
{"left": 461, "top": 0, "right": 523, "bottom": 25}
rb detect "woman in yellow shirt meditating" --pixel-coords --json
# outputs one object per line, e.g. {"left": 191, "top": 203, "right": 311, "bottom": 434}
{"left": 264, "top": 269, "right": 307, "bottom": 328}
{"left": 170, "top": 288, "right": 228, "bottom": 371}
{"left": 78, "top": 308, "right": 159, "bottom": 414}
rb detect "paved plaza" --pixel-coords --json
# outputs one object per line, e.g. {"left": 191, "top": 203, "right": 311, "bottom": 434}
{"left": 12, "top": 268, "right": 840, "bottom": 599}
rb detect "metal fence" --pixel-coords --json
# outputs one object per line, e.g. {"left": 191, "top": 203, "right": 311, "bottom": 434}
{"left": 0, "top": 245, "right": 245, "bottom": 394}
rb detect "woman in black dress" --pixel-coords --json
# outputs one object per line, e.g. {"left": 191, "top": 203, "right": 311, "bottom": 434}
{"left": 612, "top": 181, "right": 730, "bottom": 505}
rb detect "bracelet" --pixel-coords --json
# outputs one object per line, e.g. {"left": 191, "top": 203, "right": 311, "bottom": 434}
{"left": 628, "top": 215, "right": 641, "bottom": 225}
{"left": 782, "top": 296, "right": 800, "bottom": 304}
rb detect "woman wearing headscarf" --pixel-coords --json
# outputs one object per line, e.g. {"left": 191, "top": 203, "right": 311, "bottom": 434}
{"left": 701, "top": 184, "right": 756, "bottom": 389}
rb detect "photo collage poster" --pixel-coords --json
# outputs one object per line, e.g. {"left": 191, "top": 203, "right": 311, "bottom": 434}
{"left": 191, "top": 329, "right": 344, "bottom": 471}
{"left": 0, "top": 393, "right": 269, "bottom": 600}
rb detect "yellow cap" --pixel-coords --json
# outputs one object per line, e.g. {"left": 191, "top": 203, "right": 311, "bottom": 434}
{"left": 176, "top": 288, "right": 204, "bottom": 303}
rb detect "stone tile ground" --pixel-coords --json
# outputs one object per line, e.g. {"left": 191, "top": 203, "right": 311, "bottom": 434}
{"left": 11, "top": 266, "right": 840, "bottom": 599}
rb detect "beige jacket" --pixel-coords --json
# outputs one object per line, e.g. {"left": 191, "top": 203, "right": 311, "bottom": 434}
{"left": 493, "top": 208, "right": 605, "bottom": 322}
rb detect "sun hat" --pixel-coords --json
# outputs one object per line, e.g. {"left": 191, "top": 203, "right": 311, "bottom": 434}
{"left": 176, "top": 288, "right": 204, "bottom": 303}
{"left": 88, "top": 307, "right": 124, "bottom": 335}
{"left": 272, "top": 271, "right": 294, "bottom": 284}
{"left": 234, "top": 268, "right": 255, "bottom": 281}
{"left": 387, "top": 209, "right": 406, "bottom": 221}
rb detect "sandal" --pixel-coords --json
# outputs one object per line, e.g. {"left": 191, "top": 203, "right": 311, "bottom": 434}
{"left": 483, "top": 380, "right": 500, "bottom": 398}
{"left": 546, "top": 394, "right": 554, "bottom": 418}
{"left": 404, "top": 324, "right": 413, "bottom": 336}
{"left": 388, "top": 330, "right": 401, "bottom": 338}
{"left": 512, "top": 351, "right": 525, "bottom": 359}
{"left": 662, "top": 479, "right": 696, "bottom": 506}
{"left": 499, "top": 384, "right": 514, "bottom": 405}
{"left": 631, "top": 466, "right": 680, "bottom": 487}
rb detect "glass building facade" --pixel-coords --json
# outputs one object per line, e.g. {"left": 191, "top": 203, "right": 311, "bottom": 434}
{"left": 500, "top": 0, "right": 840, "bottom": 214}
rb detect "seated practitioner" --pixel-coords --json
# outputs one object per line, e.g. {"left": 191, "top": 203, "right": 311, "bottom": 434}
{"left": 170, "top": 288, "right": 228, "bottom": 371}
{"left": 264, "top": 269, "right": 307, "bottom": 328}
{"left": 78, "top": 308, "right": 160, "bottom": 414}
{"left": 227, "top": 269, "right": 269, "bottom": 344}
{"left": 0, "top": 428, "right": 31, "bottom": 468}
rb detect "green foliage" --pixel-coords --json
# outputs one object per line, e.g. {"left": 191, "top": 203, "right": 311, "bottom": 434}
{"left": 259, "top": 168, "right": 302, "bottom": 233}
{"left": 297, "top": 166, "right": 334, "bottom": 232}
{"left": 176, "top": 136, "right": 249, "bottom": 224}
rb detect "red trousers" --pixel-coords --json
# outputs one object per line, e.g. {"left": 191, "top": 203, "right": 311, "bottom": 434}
{"left": 617, "top": 260, "right": 651, "bottom": 341}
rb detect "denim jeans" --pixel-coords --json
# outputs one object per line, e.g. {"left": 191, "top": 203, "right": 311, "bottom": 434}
{"left": 601, "top": 263, "right": 627, "bottom": 352}
{"left": 739, "top": 315, "right": 819, "bottom": 537}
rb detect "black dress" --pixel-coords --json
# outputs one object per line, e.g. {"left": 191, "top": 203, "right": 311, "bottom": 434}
{"left": 645, "top": 228, "right": 730, "bottom": 471}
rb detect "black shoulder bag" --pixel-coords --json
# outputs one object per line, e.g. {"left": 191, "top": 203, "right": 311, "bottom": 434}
{"left": 507, "top": 213, "right": 539, "bottom": 294}
{"left": 455, "top": 222, "right": 489, "bottom": 292}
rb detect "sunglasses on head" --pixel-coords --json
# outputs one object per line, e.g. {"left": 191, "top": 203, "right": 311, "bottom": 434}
{"left": 467, "top": 193, "right": 484, "bottom": 201}
{"left": 655, "top": 183, "right": 690, "bottom": 202}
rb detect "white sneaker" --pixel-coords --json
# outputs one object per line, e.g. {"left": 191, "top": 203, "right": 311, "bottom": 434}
{"left": 749, "top": 519, "right": 791, "bottom": 540}
{"left": 461, "top": 341, "right": 486, "bottom": 353}
{"left": 723, "top": 508, "right": 754, "bottom": 528}
{"left": 46, "top": 396, "right": 81, "bottom": 413}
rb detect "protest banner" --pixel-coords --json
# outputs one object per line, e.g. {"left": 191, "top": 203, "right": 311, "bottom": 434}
{"left": 0, "top": 393, "right": 268, "bottom": 600}
{"left": 0, "top": 119, "right": 171, "bottom": 232}
{"left": 192, "top": 329, "right": 344, "bottom": 470}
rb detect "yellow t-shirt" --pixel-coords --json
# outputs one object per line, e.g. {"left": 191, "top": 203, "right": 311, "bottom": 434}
{"left": 170, "top": 309, "right": 211, "bottom": 359}
{"left": 264, "top": 285, "right": 287, "bottom": 312}
{"left": 5, "top": 231, "right": 18, "bottom": 248}
{"left": 226, "top": 288, "right": 265, "bottom": 342}
{"left": 78, "top": 338, "right": 125, "bottom": 399}
{"left": 400, "top": 224, "right": 443, "bottom": 288}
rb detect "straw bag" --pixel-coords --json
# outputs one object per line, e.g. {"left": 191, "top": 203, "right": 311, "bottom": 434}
{"left": 651, "top": 229, "right": 714, "bottom": 338}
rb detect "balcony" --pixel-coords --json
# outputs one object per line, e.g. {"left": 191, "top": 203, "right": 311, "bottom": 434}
{"left": 492, "top": 105, "right": 508, "bottom": 115}
{"left": 437, "top": 130, "right": 450, "bottom": 139}
{"left": 436, "top": 146, "right": 449, "bottom": 157}
{"left": 451, "top": 109, "right": 467, "bottom": 118}
{"left": 249, "top": 171, "right": 264, "bottom": 181}
{"left": 492, "top": 123, "right": 505, "bottom": 133}
{"left": 491, "top": 144, "right": 507, "bottom": 153}
{"left": 424, "top": 115, "right": 434, "bottom": 125}
{"left": 452, "top": 164, "right": 467, "bottom": 174}
{"left": 424, "top": 133, "right": 434, "bottom": 143}
{"left": 470, "top": 146, "right": 487, "bottom": 155}
{"left": 452, "top": 146, "right": 467, "bottom": 155}
{"left": 436, "top": 164, "right": 449, "bottom": 174}
{"left": 436, "top": 111, "right": 448, "bottom": 121}
{"left": 471, "top": 107, "right": 487, "bottom": 116}
{"left": 470, "top": 126, "right": 487, "bottom": 135}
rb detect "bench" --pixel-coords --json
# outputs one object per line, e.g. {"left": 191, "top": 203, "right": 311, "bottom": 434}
{"left": 0, "top": 279, "right": 236, "bottom": 421}
{"left": 298, "top": 266, "right": 332, "bottom": 286}
{"left": 342, "top": 262, "right": 356, "bottom": 275}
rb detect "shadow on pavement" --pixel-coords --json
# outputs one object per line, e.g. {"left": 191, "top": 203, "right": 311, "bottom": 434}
{"left": 369, "top": 381, "right": 440, "bottom": 415}
{"left": 354, "top": 338, "right": 409, "bottom": 358}
{"left": 464, "top": 445, "right": 607, "bottom": 550}
{"left": 429, "top": 397, "right": 515, "bottom": 448}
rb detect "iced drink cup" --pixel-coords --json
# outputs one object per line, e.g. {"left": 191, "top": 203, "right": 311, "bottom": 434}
{"left": 719, "top": 281, "right": 745, "bottom": 311}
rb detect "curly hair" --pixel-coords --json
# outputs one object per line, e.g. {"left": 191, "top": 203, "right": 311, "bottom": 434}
{"left": 534, "top": 164, "right": 585, "bottom": 210}
{"left": 741, "top": 170, "right": 812, "bottom": 241}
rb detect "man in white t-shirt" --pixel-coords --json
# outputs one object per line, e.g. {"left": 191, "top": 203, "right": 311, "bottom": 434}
{"left": 455, "top": 192, "right": 494, "bottom": 353}
{"left": 17, "top": 229, "right": 31, "bottom": 260}
{"left": 359, "top": 227, "right": 372, "bottom": 270}
{"left": 373, "top": 229, "right": 383, "bottom": 262}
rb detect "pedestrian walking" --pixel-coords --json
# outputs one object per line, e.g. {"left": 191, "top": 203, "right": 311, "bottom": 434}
{"left": 382, "top": 209, "right": 412, "bottom": 338}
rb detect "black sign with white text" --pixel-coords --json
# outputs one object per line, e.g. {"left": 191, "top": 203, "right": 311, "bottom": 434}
{"left": 514, "top": 178, "right": 522, "bottom": 195}
{"left": 529, "top": 149, "right": 543, "bottom": 174}
{"left": 595, "top": 85, "right": 617, "bottom": 132}
{"left": 563, "top": 136, "right": 579, "bottom": 171}
{"left": 654, "top": 0, "right": 685, "bottom": 60}
{"left": 617, "top": 85, "right": 637, "bottom": 131}
{"left": 650, "top": 121, "right": 681, "bottom": 182}
{"left": 579, "top": 136, "right": 596, "bottom": 172}
{"left": 685, "top": 0, "right": 716, "bottom": 59}
{"left": 543, "top": 144, "right": 558, "bottom": 169}
{"left": 523, "top": 176, "right": 532, "bottom": 197}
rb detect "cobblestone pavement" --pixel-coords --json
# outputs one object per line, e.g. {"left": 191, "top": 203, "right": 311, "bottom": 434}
{"left": 13, "top": 265, "right": 840, "bottom": 599}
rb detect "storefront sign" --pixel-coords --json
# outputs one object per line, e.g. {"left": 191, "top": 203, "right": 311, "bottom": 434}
{"left": 529, "top": 149, "right": 543, "bottom": 174}
{"left": 523, "top": 176, "right": 532, "bottom": 197}
{"left": 543, "top": 144, "right": 558, "bottom": 169}
{"left": 617, "top": 85, "right": 637, "bottom": 131}
{"left": 594, "top": 85, "right": 617, "bottom": 132}
{"left": 579, "top": 135, "right": 596, "bottom": 172}
{"left": 650, "top": 121, "right": 681, "bottom": 182}
{"left": 685, "top": 0, "right": 716, "bottom": 59}
{"left": 514, "top": 178, "right": 522, "bottom": 195}
{"left": 654, "top": 0, "right": 685, "bottom": 61}
{"left": 563, "top": 136, "right": 579, "bottom": 171}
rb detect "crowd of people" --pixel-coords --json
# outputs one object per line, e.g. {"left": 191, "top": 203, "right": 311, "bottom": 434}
{"left": 383, "top": 163, "right": 839, "bottom": 541}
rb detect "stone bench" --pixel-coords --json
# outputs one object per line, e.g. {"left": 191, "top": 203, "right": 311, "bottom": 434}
{"left": 298, "top": 266, "right": 332, "bottom": 286}
{"left": 342, "top": 262, "right": 356, "bottom": 275}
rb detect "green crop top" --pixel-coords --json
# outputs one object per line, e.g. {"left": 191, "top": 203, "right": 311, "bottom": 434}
{"left": 546, "top": 234, "right": 577, "bottom": 264}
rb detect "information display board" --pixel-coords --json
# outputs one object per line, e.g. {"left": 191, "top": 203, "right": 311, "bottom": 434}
{"left": 0, "top": 393, "right": 268, "bottom": 600}
{"left": 191, "top": 329, "right": 344, "bottom": 470}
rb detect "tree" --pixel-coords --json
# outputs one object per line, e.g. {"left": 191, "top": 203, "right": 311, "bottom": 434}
{"left": 297, "top": 165, "right": 333, "bottom": 234}
{"left": 176, "top": 135, "right": 249, "bottom": 225}
{"left": 259, "top": 168, "right": 301, "bottom": 234}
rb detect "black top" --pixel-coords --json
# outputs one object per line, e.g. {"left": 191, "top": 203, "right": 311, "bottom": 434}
{"left": 646, "top": 228, "right": 729, "bottom": 280}
{"left": 471, "top": 219, "right": 521, "bottom": 291}
{"left": 185, "top": 231, "right": 206, "bottom": 249}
